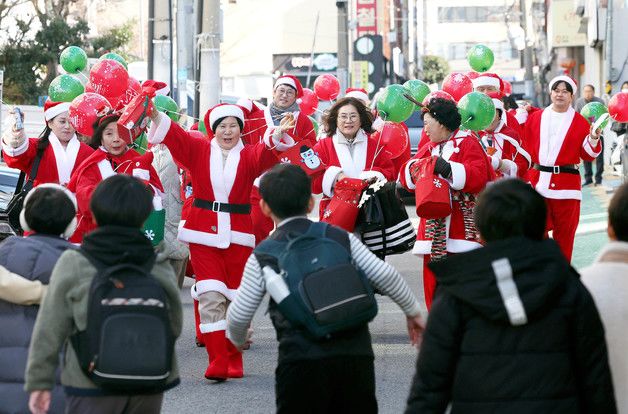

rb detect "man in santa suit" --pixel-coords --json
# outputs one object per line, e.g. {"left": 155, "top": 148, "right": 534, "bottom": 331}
{"left": 472, "top": 72, "right": 524, "bottom": 135}
{"left": 247, "top": 75, "right": 316, "bottom": 244}
{"left": 478, "top": 98, "right": 531, "bottom": 179}
{"left": 2, "top": 100, "right": 94, "bottom": 187}
{"left": 522, "top": 75, "right": 603, "bottom": 261}
{"left": 147, "top": 103, "right": 283, "bottom": 381}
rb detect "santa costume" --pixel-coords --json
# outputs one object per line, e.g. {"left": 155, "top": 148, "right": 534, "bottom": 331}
{"left": 147, "top": 104, "right": 282, "bottom": 381}
{"left": 247, "top": 76, "right": 317, "bottom": 244}
{"left": 399, "top": 112, "right": 494, "bottom": 309}
{"left": 67, "top": 138, "right": 163, "bottom": 242}
{"left": 472, "top": 72, "right": 523, "bottom": 135}
{"left": 478, "top": 99, "right": 531, "bottom": 179}
{"left": 2, "top": 100, "right": 94, "bottom": 187}
{"left": 312, "top": 128, "right": 395, "bottom": 219}
{"left": 522, "top": 75, "right": 601, "bottom": 261}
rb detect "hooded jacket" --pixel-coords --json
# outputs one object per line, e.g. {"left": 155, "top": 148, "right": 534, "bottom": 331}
{"left": 405, "top": 238, "right": 615, "bottom": 414}
{"left": 25, "top": 226, "right": 182, "bottom": 396}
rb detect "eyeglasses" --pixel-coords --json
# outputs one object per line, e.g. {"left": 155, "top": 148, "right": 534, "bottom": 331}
{"left": 338, "top": 114, "right": 359, "bottom": 122}
{"left": 275, "top": 88, "right": 296, "bottom": 97}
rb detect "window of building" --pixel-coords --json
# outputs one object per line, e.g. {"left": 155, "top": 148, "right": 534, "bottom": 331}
{"left": 438, "top": 6, "right": 507, "bottom": 23}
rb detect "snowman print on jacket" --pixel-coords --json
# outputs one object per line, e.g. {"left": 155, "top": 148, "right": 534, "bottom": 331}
{"left": 300, "top": 145, "right": 321, "bottom": 170}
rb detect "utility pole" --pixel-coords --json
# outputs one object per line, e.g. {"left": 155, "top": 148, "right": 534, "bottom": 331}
{"left": 177, "top": 0, "right": 195, "bottom": 112}
{"left": 337, "top": 0, "right": 349, "bottom": 93}
{"left": 150, "top": 0, "right": 173, "bottom": 91}
{"left": 196, "top": 0, "right": 221, "bottom": 119}
{"left": 520, "top": 0, "right": 535, "bottom": 103}
{"left": 147, "top": 0, "right": 154, "bottom": 79}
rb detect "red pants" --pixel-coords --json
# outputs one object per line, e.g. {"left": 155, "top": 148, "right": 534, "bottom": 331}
{"left": 188, "top": 243, "right": 252, "bottom": 292}
{"left": 250, "top": 185, "right": 275, "bottom": 245}
{"left": 422, "top": 255, "right": 437, "bottom": 310}
{"left": 545, "top": 198, "right": 580, "bottom": 262}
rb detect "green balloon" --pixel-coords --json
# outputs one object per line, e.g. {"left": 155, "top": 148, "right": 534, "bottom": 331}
{"left": 153, "top": 95, "right": 180, "bottom": 121}
{"left": 403, "top": 80, "right": 431, "bottom": 106}
{"left": 100, "top": 52, "right": 128, "bottom": 70}
{"left": 309, "top": 116, "right": 319, "bottom": 135}
{"left": 467, "top": 44, "right": 494, "bottom": 73}
{"left": 60, "top": 46, "right": 88, "bottom": 74}
{"left": 198, "top": 120, "right": 207, "bottom": 134}
{"left": 376, "top": 85, "right": 415, "bottom": 123}
{"left": 132, "top": 132, "right": 148, "bottom": 155}
{"left": 458, "top": 92, "right": 495, "bottom": 131}
{"left": 580, "top": 102, "right": 608, "bottom": 125}
{"left": 48, "top": 74, "right": 85, "bottom": 102}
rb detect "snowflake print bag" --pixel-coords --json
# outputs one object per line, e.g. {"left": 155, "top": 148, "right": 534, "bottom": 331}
{"left": 412, "top": 156, "right": 452, "bottom": 219}
{"left": 142, "top": 196, "right": 165, "bottom": 246}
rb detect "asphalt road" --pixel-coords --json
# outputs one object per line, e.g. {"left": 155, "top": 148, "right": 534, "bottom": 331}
{"left": 161, "top": 179, "right": 614, "bottom": 414}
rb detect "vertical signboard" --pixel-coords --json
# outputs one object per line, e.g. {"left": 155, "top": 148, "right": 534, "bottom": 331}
{"left": 356, "top": 0, "right": 378, "bottom": 37}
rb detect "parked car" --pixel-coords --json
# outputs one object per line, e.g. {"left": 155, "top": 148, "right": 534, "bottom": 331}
{"left": 0, "top": 164, "right": 21, "bottom": 241}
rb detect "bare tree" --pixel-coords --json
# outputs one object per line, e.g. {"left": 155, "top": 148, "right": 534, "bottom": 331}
{"left": 0, "top": 0, "right": 28, "bottom": 30}
{"left": 30, "top": 0, "right": 78, "bottom": 27}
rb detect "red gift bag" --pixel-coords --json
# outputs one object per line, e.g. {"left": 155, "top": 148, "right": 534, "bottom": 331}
{"left": 275, "top": 139, "right": 326, "bottom": 177}
{"left": 412, "top": 156, "right": 452, "bottom": 219}
{"left": 117, "top": 81, "right": 166, "bottom": 144}
{"left": 321, "top": 177, "right": 368, "bottom": 232}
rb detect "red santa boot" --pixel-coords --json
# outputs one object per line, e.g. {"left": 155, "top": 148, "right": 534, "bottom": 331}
{"left": 226, "top": 339, "right": 243, "bottom": 378}
{"left": 194, "top": 300, "right": 204, "bottom": 347}
{"left": 202, "top": 331, "right": 229, "bottom": 381}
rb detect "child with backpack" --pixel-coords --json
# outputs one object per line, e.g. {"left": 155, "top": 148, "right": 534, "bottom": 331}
{"left": 227, "top": 164, "right": 424, "bottom": 413}
{"left": 26, "top": 175, "right": 182, "bottom": 414}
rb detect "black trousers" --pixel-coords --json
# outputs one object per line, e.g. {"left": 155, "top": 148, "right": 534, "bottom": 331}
{"left": 275, "top": 356, "right": 377, "bottom": 414}
{"left": 583, "top": 136, "right": 604, "bottom": 184}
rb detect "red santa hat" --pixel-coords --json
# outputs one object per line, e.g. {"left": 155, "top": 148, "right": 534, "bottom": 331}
{"left": 472, "top": 73, "right": 504, "bottom": 93}
{"left": 548, "top": 75, "right": 578, "bottom": 95}
{"left": 44, "top": 99, "right": 72, "bottom": 121}
{"left": 236, "top": 97, "right": 254, "bottom": 115}
{"left": 203, "top": 103, "right": 245, "bottom": 133}
{"left": 345, "top": 88, "right": 369, "bottom": 103}
{"left": 274, "top": 75, "right": 304, "bottom": 99}
{"left": 491, "top": 98, "right": 504, "bottom": 111}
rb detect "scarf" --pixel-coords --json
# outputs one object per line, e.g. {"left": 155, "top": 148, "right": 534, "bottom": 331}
{"left": 81, "top": 225, "right": 155, "bottom": 269}
{"left": 269, "top": 102, "right": 300, "bottom": 126}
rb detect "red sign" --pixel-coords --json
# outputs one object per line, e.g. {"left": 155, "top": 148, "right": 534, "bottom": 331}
{"left": 356, "top": 0, "right": 377, "bottom": 36}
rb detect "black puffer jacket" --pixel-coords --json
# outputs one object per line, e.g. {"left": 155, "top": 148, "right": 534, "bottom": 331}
{"left": 405, "top": 238, "right": 616, "bottom": 414}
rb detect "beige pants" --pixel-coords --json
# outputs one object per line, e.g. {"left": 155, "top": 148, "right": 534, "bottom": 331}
{"left": 198, "top": 291, "right": 230, "bottom": 325}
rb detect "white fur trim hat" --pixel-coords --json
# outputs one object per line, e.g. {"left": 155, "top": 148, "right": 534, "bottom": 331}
{"left": 206, "top": 104, "right": 245, "bottom": 132}
{"left": 548, "top": 75, "right": 577, "bottom": 95}
{"left": 472, "top": 73, "right": 502, "bottom": 90}
{"left": 44, "top": 99, "right": 72, "bottom": 121}
{"left": 491, "top": 98, "right": 504, "bottom": 111}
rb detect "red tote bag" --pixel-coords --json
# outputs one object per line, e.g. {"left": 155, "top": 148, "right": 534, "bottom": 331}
{"left": 413, "top": 156, "right": 452, "bottom": 219}
{"left": 321, "top": 177, "right": 368, "bottom": 232}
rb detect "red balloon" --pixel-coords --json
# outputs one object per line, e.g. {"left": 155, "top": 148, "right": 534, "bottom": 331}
{"left": 299, "top": 88, "right": 319, "bottom": 116}
{"left": 608, "top": 92, "right": 628, "bottom": 123}
{"left": 467, "top": 71, "right": 480, "bottom": 80}
{"left": 442, "top": 72, "right": 473, "bottom": 102}
{"left": 69, "top": 93, "right": 113, "bottom": 136}
{"left": 84, "top": 82, "right": 95, "bottom": 93}
{"left": 89, "top": 59, "right": 129, "bottom": 99}
{"left": 313, "top": 74, "right": 340, "bottom": 101}
{"left": 375, "top": 121, "right": 409, "bottom": 159}
{"left": 109, "top": 76, "right": 143, "bottom": 110}
{"left": 421, "top": 90, "right": 455, "bottom": 106}
{"left": 503, "top": 80, "right": 513, "bottom": 96}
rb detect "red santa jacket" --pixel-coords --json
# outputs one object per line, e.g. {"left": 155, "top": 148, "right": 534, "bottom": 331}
{"left": 2, "top": 133, "right": 94, "bottom": 186}
{"left": 479, "top": 112, "right": 531, "bottom": 179}
{"left": 523, "top": 106, "right": 600, "bottom": 200}
{"left": 248, "top": 106, "right": 316, "bottom": 149}
{"left": 67, "top": 147, "right": 163, "bottom": 242}
{"left": 147, "top": 113, "right": 279, "bottom": 249}
{"left": 312, "top": 129, "right": 395, "bottom": 216}
{"left": 399, "top": 130, "right": 494, "bottom": 256}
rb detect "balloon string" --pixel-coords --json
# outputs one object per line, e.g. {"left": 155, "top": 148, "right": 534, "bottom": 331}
{"left": 370, "top": 114, "right": 387, "bottom": 170}
{"left": 75, "top": 71, "right": 89, "bottom": 82}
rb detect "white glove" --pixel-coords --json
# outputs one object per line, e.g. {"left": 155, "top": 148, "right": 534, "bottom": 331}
{"left": 498, "top": 159, "right": 517, "bottom": 176}
{"left": 2, "top": 127, "right": 26, "bottom": 149}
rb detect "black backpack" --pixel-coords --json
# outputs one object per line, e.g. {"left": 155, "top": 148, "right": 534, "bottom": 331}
{"left": 70, "top": 253, "right": 174, "bottom": 392}
{"left": 255, "top": 222, "right": 378, "bottom": 339}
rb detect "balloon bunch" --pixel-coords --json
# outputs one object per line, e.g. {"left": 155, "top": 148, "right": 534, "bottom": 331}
{"left": 609, "top": 92, "right": 628, "bottom": 123}
{"left": 53, "top": 45, "right": 180, "bottom": 137}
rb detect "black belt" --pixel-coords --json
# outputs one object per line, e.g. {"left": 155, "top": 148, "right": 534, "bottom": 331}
{"left": 193, "top": 198, "right": 251, "bottom": 214}
{"left": 533, "top": 163, "right": 579, "bottom": 175}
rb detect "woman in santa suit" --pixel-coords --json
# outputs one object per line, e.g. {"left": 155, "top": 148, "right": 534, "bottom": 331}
{"left": 147, "top": 104, "right": 282, "bottom": 382}
{"left": 478, "top": 98, "right": 531, "bottom": 179}
{"left": 2, "top": 100, "right": 94, "bottom": 187}
{"left": 399, "top": 98, "right": 494, "bottom": 309}
{"left": 312, "top": 97, "right": 395, "bottom": 217}
{"left": 522, "top": 75, "right": 602, "bottom": 261}
{"left": 247, "top": 75, "right": 316, "bottom": 244}
{"left": 67, "top": 113, "right": 163, "bottom": 242}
